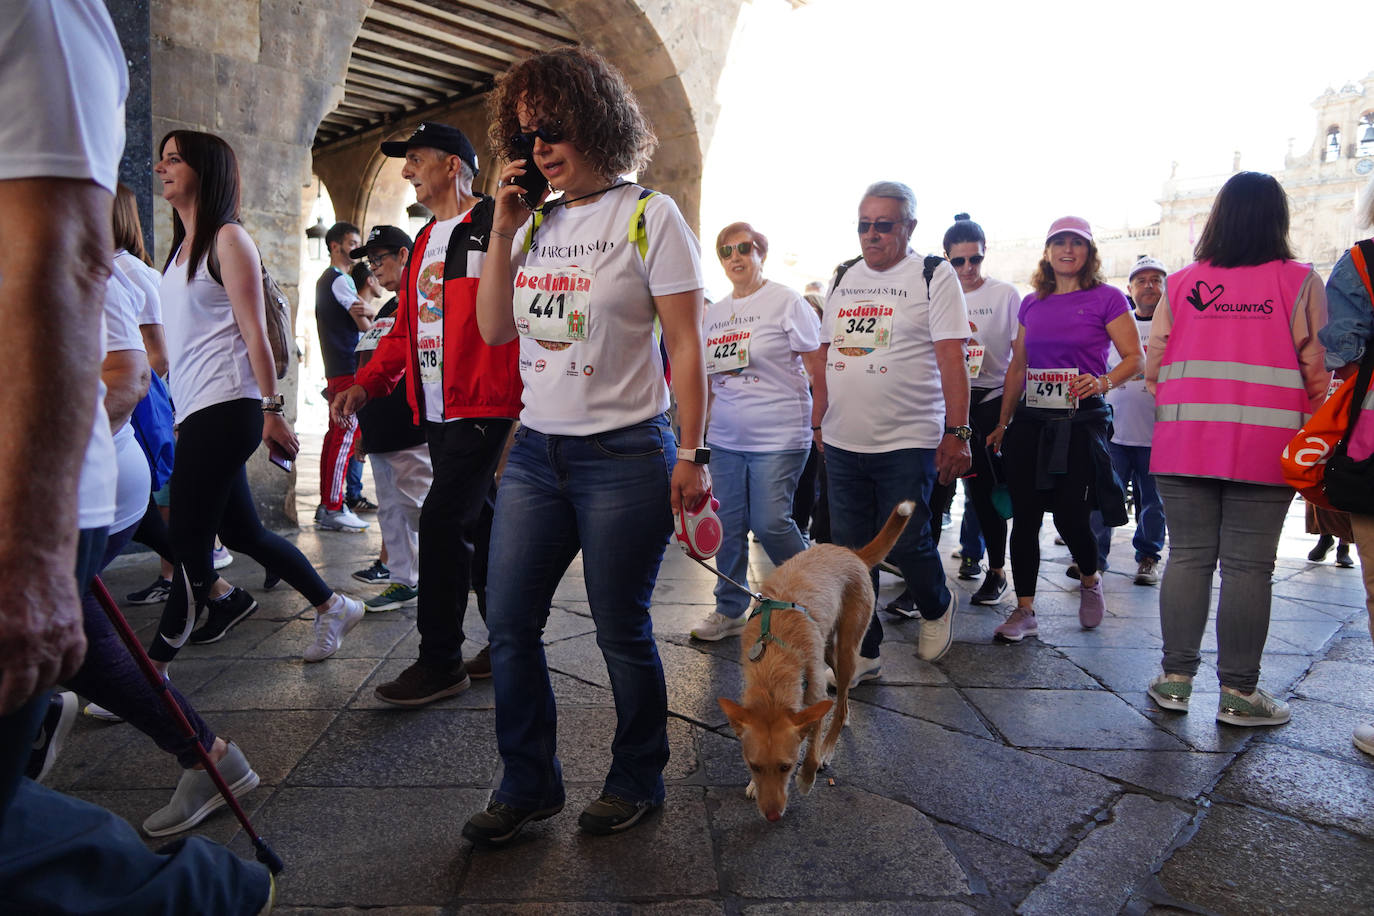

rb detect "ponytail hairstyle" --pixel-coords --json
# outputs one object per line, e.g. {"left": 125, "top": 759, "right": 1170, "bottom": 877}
{"left": 158, "top": 130, "right": 241, "bottom": 275}
{"left": 942, "top": 213, "right": 986, "bottom": 254}
{"left": 113, "top": 182, "right": 151, "bottom": 265}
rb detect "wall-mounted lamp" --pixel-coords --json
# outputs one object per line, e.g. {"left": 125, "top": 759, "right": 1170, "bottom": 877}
{"left": 305, "top": 216, "right": 328, "bottom": 259}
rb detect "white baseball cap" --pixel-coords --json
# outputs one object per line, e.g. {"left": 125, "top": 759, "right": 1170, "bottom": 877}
{"left": 1128, "top": 256, "right": 1168, "bottom": 280}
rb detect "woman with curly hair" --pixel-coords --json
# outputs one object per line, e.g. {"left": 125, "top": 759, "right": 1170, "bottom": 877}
{"left": 467, "top": 46, "right": 708, "bottom": 845}
{"left": 985, "top": 217, "right": 1141, "bottom": 642}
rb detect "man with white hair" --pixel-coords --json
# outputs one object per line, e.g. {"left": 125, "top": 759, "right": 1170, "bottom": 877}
{"left": 813, "top": 180, "right": 972, "bottom": 676}
{"left": 334, "top": 122, "right": 521, "bottom": 706}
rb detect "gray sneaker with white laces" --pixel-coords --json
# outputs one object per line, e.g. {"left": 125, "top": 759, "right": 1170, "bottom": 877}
{"left": 142, "top": 740, "right": 259, "bottom": 837}
{"left": 1217, "top": 686, "right": 1290, "bottom": 727}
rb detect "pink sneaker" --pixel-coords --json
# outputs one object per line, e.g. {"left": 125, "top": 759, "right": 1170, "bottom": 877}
{"left": 994, "top": 606, "right": 1038, "bottom": 642}
{"left": 1079, "top": 579, "right": 1105, "bottom": 628}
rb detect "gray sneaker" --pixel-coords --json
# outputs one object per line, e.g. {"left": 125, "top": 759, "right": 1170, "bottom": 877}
{"left": 142, "top": 740, "right": 259, "bottom": 837}
{"left": 315, "top": 504, "right": 369, "bottom": 532}
{"left": 1217, "top": 687, "right": 1291, "bottom": 727}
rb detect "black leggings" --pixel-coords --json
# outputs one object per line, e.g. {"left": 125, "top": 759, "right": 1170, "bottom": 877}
{"left": 151, "top": 399, "right": 332, "bottom": 662}
{"left": 1002, "top": 410, "right": 1101, "bottom": 598}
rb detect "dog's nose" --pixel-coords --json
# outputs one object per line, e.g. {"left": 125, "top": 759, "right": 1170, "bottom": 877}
{"left": 766, "top": 811, "right": 781, "bottom": 822}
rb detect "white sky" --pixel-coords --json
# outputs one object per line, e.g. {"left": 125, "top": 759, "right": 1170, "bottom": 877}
{"left": 698, "top": 0, "right": 1374, "bottom": 298}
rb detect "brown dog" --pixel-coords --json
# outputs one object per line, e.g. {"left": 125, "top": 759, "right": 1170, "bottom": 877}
{"left": 717, "top": 500, "right": 915, "bottom": 821}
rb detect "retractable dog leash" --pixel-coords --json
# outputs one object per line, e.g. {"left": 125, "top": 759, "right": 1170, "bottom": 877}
{"left": 673, "top": 492, "right": 763, "bottom": 600}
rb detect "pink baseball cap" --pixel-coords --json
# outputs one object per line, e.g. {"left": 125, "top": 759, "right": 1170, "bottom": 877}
{"left": 1045, "top": 216, "right": 1093, "bottom": 243}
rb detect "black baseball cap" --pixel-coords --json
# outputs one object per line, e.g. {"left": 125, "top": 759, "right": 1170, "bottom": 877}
{"left": 380, "top": 121, "right": 479, "bottom": 176}
{"left": 350, "top": 225, "right": 414, "bottom": 260}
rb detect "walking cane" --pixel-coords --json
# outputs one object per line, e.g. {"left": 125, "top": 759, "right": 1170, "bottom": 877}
{"left": 90, "top": 575, "right": 285, "bottom": 875}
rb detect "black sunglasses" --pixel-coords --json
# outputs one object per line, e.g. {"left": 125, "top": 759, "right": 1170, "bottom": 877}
{"left": 857, "top": 220, "right": 904, "bottom": 234}
{"left": 949, "top": 255, "right": 985, "bottom": 267}
{"left": 718, "top": 241, "right": 754, "bottom": 259}
{"left": 511, "top": 123, "right": 566, "bottom": 149}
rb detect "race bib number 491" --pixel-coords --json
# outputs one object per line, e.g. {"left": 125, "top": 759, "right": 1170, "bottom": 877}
{"left": 513, "top": 265, "right": 594, "bottom": 349}
{"left": 1025, "top": 367, "right": 1077, "bottom": 409}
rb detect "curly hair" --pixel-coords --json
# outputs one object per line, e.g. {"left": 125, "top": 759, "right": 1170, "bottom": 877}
{"left": 715, "top": 221, "right": 768, "bottom": 259}
{"left": 487, "top": 46, "right": 657, "bottom": 180}
{"left": 1029, "top": 238, "right": 1105, "bottom": 300}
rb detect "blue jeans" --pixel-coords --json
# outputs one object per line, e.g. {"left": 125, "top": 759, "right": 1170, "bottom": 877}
{"left": 824, "top": 444, "right": 952, "bottom": 658}
{"left": 959, "top": 484, "right": 985, "bottom": 561}
{"left": 486, "top": 416, "right": 675, "bottom": 810}
{"left": 1090, "top": 443, "right": 1166, "bottom": 564}
{"left": 709, "top": 445, "right": 810, "bottom": 618}
{"left": 346, "top": 454, "right": 364, "bottom": 502}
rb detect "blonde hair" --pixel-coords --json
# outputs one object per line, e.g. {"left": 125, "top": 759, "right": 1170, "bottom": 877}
{"left": 1357, "top": 174, "right": 1374, "bottom": 233}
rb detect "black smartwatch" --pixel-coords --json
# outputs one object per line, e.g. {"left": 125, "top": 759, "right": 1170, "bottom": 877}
{"left": 677, "top": 446, "right": 711, "bottom": 465}
{"left": 944, "top": 425, "right": 974, "bottom": 441}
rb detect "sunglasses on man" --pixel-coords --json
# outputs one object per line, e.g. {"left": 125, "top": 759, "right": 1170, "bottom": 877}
{"left": 856, "top": 220, "right": 906, "bottom": 234}
{"left": 718, "top": 241, "right": 754, "bottom": 259}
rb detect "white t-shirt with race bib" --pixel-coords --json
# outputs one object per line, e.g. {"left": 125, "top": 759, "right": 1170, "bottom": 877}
{"left": 704, "top": 281, "right": 819, "bottom": 452}
{"left": 821, "top": 253, "right": 969, "bottom": 452}
{"left": 115, "top": 250, "right": 164, "bottom": 328}
{"left": 964, "top": 277, "right": 1020, "bottom": 396}
{"left": 510, "top": 185, "right": 702, "bottom": 436}
{"left": 1105, "top": 307, "right": 1156, "bottom": 447}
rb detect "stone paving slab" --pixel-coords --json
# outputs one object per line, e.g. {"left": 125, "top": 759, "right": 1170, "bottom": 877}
{"left": 938, "top": 643, "right": 1101, "bottom": 690}
{"left": 1213, "top": 742, "right": 1374, "bottom": 838}
{"left": 288, "top": 709, "right": 500, "bottom": 788}
{"left": 964, "top": 689, "right": 1190, "bottom": 751}
{"left": 851, "top": 685, "right": 994, "bottom": 739}
{"left": 1035, "top": 750, "right": 1234, "bottom": 800}
{"left": 1019, "top": 794, "right": 1191, "bottom": 916}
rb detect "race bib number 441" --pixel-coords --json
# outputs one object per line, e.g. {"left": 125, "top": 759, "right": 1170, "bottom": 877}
{"left": 1025, "top": 367, "right": 1077, "bottom": 409}
{"left": 513, "top": 265, "right": 594, "bottom": 347}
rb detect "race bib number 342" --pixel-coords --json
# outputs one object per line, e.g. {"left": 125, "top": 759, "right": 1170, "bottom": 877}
{"left": 1025, "top": 367, "right": 1077, "bottom": 409}
{"left": 513, "top": 265, "right": 594, "bottom": 344}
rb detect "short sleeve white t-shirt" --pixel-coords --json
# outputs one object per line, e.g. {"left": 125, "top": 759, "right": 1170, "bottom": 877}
{"left": 511, "top": 186, "right": 702, "bottom": 436}
{"left": 0, "top": 1, "right": 127, "bottom": 193}
{"left": 704, "top": 281, "right": 819, "bottom": 452}
{"left": 0, "top": 2, "right": 127, "bottom": 530}
{"left": 105, "top": 269, "right": 151, "bottom": 533}
{"left": 415, "top": 211, "right": 470, "bottom": 423}
{"left": 115, "top": 250, "right": 163, "bottom": 327}
{"left": 161, "top": 248, "right": 261, "bottom": 423}
{"left": 331, "top": 273, "right": 360, "bottom": 310}
{"left": 1105, "top": 308, "right": 1157, "bottom": 446}
{"left": 964, "top": 277, "right": 1021, "bottom": 396}
{"left": 821, "top": 253, "right": 970, "bottom": 452}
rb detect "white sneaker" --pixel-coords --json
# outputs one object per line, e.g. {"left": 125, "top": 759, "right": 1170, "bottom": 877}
{"left": 690, "top": 611, "right": 746, "bottom": 641}
{"left": 211, "top": 544, "right": 234, "bottom": 569}
{"left": 1354, "top": 723, "right": 1374, "bottom": 758}
{"left": 314, "top": 505, "right": 369, "bottom": 532}
{"left": 825, "top": 654, "right": 882, "bottom": 689}
{"left": 82, "top": 701, "right": 124, "bottom": 723}
{"left": 917, "top": 581, "right": 957, "bottom": 662}
{"left": 303, "top": 595, "right": 365, "bottom": 662}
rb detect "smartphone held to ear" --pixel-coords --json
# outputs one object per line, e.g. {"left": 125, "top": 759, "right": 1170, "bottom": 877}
{"left": 268, "top": 441, "right": 294, "bottom": 473}
{"left": 510, "top": 139, "right": 548, "bottom": 210}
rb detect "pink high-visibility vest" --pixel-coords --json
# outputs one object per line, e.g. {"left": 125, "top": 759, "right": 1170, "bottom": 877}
{"left": 1151, "top": 260, "right": 1315, "bottom": 485}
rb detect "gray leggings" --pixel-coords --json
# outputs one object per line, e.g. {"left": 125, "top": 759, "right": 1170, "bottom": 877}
{"left": 1156, "top": 475, "right": 1293, "bottom": 692}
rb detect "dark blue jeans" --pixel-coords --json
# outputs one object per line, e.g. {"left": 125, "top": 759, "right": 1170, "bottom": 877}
{"left": 824, "top": 444, "right": 952, "bottom": 658}
{"left": 486, "top": 416, "right": 675, "bottom": 809}
{"left": 1090, "top": 443, "right": 1166, "bottom": 563}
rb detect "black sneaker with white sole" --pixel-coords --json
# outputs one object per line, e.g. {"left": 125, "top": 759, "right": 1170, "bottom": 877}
{"left": 127, "top": 576, "right": 173, "bottom": 605}
{"left": 970, "top": 570, "right": 1008, "bottom": 605}
{"left": 577, "top": 792, "right": 660, "bottom": 835}
{"left": 27, "top": 691, "right": 78, "bottom": 781}
{"left": 189, "top": 587, "right": 259, "bottom": 644}
{"left": 462, "top": 800, "right": 563, "bottom": 846}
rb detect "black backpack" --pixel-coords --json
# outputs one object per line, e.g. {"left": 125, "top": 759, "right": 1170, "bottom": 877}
{"left": 829, "top": 253, "right": 946, "bottom": 297}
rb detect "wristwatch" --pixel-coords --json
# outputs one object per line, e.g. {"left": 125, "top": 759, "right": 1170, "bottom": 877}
{"left": 944, "top": 425, "right": 974, "bottom": 441}
{"left": 261, "top": 394, "right": 285, "bottom": 411}
{"left": 677, "top": 446, "right": 711, "bottom": 465}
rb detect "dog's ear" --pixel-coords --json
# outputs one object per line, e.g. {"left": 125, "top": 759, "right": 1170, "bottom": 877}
{"left": 789, "top": 699, "right": 834, "bottom": 729}
{"left": 718, "top": 697, "right": 752, "bottom": 735}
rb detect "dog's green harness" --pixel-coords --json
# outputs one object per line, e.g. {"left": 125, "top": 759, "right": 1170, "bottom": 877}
{"left": 746, "top": 598, "right": 812, "bottom": 662}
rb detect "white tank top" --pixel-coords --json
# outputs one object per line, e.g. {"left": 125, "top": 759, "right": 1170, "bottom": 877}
{"left": 161, "top": 247, "right": 260, "bottom": 423}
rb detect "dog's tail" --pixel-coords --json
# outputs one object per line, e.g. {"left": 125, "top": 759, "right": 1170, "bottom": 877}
{"left": 854, "top": 500, "right": 916, "bottom": 569}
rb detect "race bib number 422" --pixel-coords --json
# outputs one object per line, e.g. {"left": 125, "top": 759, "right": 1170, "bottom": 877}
{"left": 513, "top": 265, "right": 594, "bottom": 346}
{"left": 705, "top": 329, "right": 751, "bottom": 374}
{"left": 1025, "top": 367, "right": 1077, "bottom": 409}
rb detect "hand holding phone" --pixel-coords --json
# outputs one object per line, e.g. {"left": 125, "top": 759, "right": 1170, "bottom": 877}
{"left": 509, "top": 137, "right": 548, "bottom": 211}
{"left": 268, "top": 440, "right": 294, "bottom": 473}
